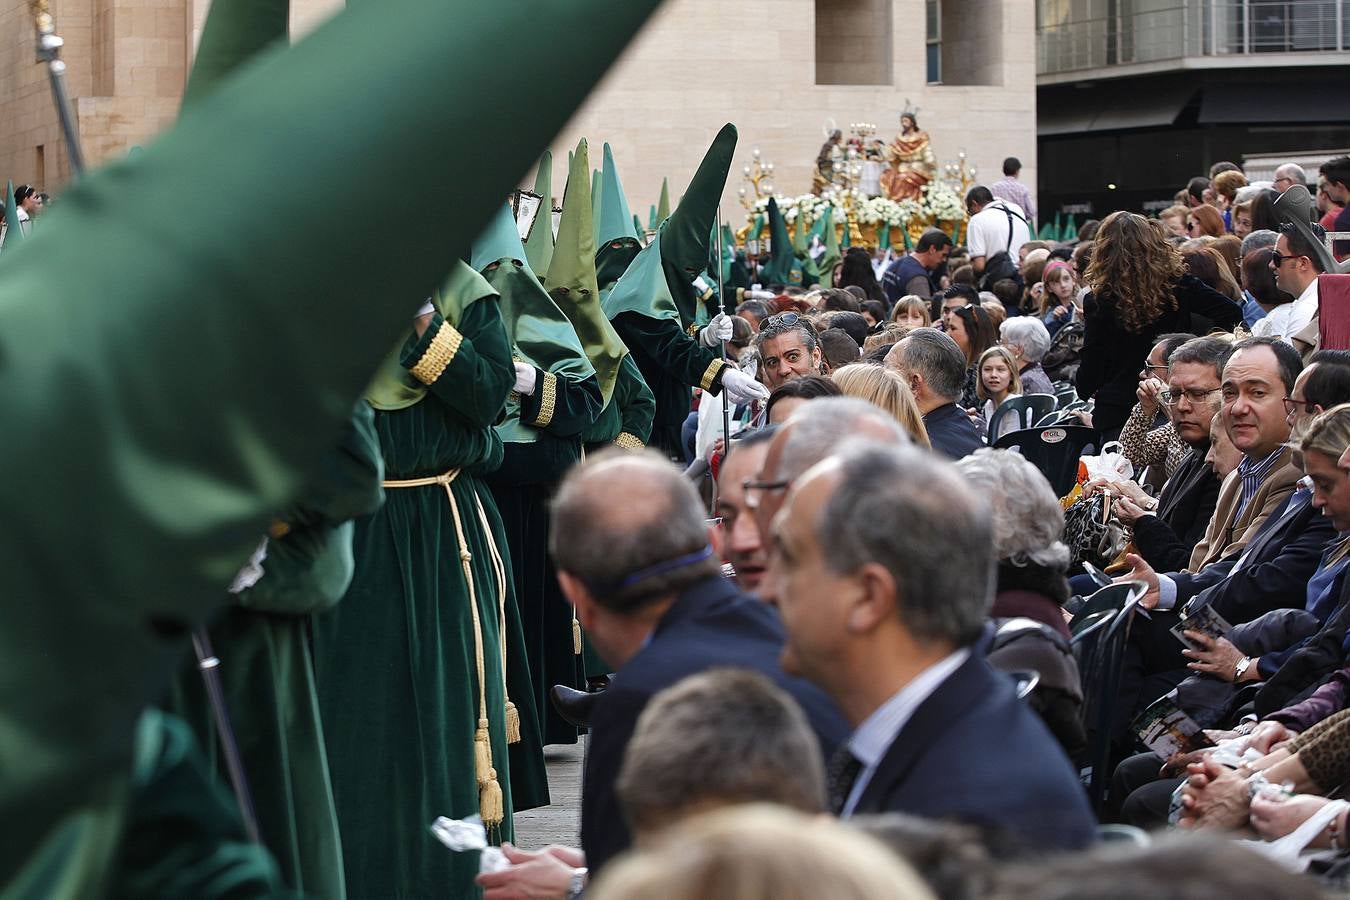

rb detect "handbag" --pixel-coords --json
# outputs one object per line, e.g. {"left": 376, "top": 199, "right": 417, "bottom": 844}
{"left": 1063, "top": 491, "right": 1128, "bottom": 571}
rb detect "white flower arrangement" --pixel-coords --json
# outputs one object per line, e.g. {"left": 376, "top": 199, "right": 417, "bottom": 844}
{"left": 749, "top": 181, "right": 966, "bottom": 234}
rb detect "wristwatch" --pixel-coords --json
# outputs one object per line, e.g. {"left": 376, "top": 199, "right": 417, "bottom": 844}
{"left": 567, "top": 866, "right": 588, "bottom": 899}
{"left": 1234, "top": 655, "right": 1253, "bottom": 682}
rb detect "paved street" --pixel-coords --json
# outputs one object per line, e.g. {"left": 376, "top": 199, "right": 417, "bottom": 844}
{"left": 514, "top": 739, "right": 585, "bottom": 849}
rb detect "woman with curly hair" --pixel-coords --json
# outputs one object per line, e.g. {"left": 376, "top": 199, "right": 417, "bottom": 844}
{"left": 1075, "top": 212, "right": 1241, "bottom": 439}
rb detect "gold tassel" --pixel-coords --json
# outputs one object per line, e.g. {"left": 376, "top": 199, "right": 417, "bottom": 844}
{"left": 505, "top": 700, "right": 521, "bottom": 745}
{"left": 573, "top": 615, "right": 582, "bottom": 656}
{"left": 479, "top": 767, "right": 505, "bottom": 827}
{"left": 474, "top": 718, "right": 492, "bottom": 784}
{"left": 473, "top": 492, "right": 524, "bottom": 747}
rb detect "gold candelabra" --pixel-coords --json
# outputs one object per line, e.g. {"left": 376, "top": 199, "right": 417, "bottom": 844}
{"left": 737, "top": 146, "right": 776, "bottom": 210}
{"left": 943, "top": 150, "right": 977, "bottom": 195}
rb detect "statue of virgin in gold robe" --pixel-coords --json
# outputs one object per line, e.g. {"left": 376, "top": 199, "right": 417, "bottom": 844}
{"left": 879, "top": 113, "right": 935, "bottom": 203}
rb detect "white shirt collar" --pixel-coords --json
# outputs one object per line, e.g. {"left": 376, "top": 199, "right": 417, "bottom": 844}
{"left": 847, "top": 647, "right": 971, "bottom": 768}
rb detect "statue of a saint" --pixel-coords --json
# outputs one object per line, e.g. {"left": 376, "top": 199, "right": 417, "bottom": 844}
{"left": 812, "top": 129, "right": 843, "bottom": 196}
{"left": 879, "top": 112, "right": 935, "bottom": 203}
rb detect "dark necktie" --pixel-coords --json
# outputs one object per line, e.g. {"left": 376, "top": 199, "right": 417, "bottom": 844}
{"left": 826, "top": 745, "right": 863, "bottom": 816}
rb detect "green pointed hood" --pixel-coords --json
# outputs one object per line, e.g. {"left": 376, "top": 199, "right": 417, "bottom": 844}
{"left": 760, "top": 197, "right": 800, "bottom": 286}
{"left": 182, "top": 0, "right": 290, "bottom": 110}
{"left": 544, "top": 138, "right": 628, "bottom": 406}
{"left": 595, "top": 146, "right": 642, "bottom": 296}
{"left": 603, "top": 124, "right": 739, "bottom": 328}
{"left": 633, "top": 214, "right": 645, "bottom": 240}
{"left": 655, "top": 177, "right": 671, "bottom": 224}
{"left": 591, "top": 168, "right": 603, "bottom": 246}
{"left": 365, "top": 262, "right": 497, "bottom": 411}
{"left": 597, "top": 143, "right": 638, "bottom": 246}
{"left": 661, "top": 123, "right": 736, "bottom": 277}
{"left": 4, "top": 181, "right": 23, "bottom": 250}
{"left": 523, "top": 151, "right": 554, "bottom": 276}
{"left": 817, "top": 206, "right": 842, "bottom": 276}
{"left": 791, "top": 208, "right": 808, "bottom": 259}
{"left": 472, "top": 202, "right": 596, "bottom": 443}
{"left": 647, "top": 204, "right": 657, "bottom": 231}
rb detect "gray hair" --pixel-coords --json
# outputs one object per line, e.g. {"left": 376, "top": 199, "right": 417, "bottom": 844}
{"left": 1240, "top": 229, "right": 1279, "bottom": 256}
{"left": 755, "top": 316, "right": 819, "bottom": 361}
{"left": 616, "top": 668, "right": 825, "bottom": 831}
{"left": 894, "top": 328, "right": 967, "bottom": 402}
{"left": 550, "top": 450, "right": 719, "bottom": 612}
{"left": 779, "top": 397, "right": 907, "bottom": 482}
{"left": 998, "top": 317, "right": 1052, "bottom": 363}
{"left": 818, "top": 444, "right": 993, "bottom": 645}
{"left": 1168, "top": 335, "right": 1233, "bottom": 374}
{"left": 1274, "top": 162, "right": 1308, "bottom": 186}
{"left": 954, "top": 449, "right": 1069, "bottom": 569}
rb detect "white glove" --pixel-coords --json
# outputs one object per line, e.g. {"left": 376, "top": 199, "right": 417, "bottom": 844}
{"left": 692, "top": 275, "right": 711, "bottom": 295}
{"left": 513, "top": 362, "right": 537, "bottom": 395}
{"left": 700, "top": 313, "right": 735, "bottom": 348}
{"left": 720, "top": 368, "right": 770, "bottom": 405}
{"left": 746, "top": 289, "right": 776, "bottom": 301}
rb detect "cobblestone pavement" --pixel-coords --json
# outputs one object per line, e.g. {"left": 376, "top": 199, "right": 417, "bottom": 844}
{"left": 513, "top": 739, "right": 585, "bottom": 849}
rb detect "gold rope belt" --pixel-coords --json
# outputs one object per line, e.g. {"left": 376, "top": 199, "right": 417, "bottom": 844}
{"left": 381, "top": 467, "right": 515, "bottom": 828}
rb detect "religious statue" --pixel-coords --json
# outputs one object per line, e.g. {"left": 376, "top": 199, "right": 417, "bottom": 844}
{"left": 879, "top": 109, "right": 935, "bottom": 203}
{"left": 812, "top": 129, "right": 843, "bottom": 196}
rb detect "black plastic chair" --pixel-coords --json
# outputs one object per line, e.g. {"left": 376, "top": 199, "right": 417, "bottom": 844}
{"left": 1054, "top": 386, "right": 1079, "bottom": 408}
{"left": 987, "top": 394, "right": 1058, "bottom": 443}
{"left": 1007, "top": 669, "right": 1041, "bottom": 701}
{"left": 992, "top": 425, "right": 1102, "bottom": 497}
{"left": 1068, "top": 580, "right": 1139, "bottom": 634}
{"left": 1074, "top": 581, "right": 1147, "bottom": 814}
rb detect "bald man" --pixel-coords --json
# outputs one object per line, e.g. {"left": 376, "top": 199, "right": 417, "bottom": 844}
{"left": 549, "top": 451, "right": 847, "bottom": 876}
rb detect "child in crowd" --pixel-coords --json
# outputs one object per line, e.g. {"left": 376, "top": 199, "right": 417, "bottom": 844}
{"left": 974, "top": 345, "right": 1023, "bottom": 440}
{"left": 1039, "top": 261, "right": 1077, "bottom": 336}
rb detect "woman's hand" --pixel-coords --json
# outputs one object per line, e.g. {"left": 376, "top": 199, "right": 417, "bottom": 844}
{"left": 1249, "top": 793, "right": 1333, "bottom": 843}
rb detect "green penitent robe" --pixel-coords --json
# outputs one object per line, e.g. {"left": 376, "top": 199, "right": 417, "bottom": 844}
{"left": 313, "top": 295, "right": 545, "bottom": 900}
{"left": 108, "top": 711, "right": 284, "bottom": 900}
{"left": 166, "top": 402, "right": 384, "bottom": 900}
{"left": 582, "top": 352, "right": 655, "bottom": 450}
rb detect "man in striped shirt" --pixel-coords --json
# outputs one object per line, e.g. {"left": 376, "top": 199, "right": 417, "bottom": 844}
{"left": 989, "top": 157, "right": 1036, "bottom": 225}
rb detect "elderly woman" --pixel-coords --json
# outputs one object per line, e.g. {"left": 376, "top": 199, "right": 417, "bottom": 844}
{"left": 955, "top": 449, "right": 1072, "bottom": 638}
{"left": 998, "top": 316, "right": 1055, "bottom": 396}
{"left": 956, "top": 448, "right": 1085, "bottom": 754}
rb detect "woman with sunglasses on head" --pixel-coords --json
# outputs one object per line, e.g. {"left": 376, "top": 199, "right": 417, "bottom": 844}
{"left": 1075, "top": 212, "right": 1242, "bottom": 440}
{"left": 945, "top": 300, "right": 997, "bottom": 410}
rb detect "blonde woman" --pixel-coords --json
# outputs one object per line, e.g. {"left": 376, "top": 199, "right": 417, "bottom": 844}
{"left": 832, "top": 363, "right": 931, "bottom": 447}
{"left": 975, "top": 346, "right": 1024, "bottom": 440}
{"left": 588, "top": 805, "right": 935, "bottom": 900}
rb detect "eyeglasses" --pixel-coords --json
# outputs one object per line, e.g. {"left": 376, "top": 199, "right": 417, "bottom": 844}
{"left": 1139, "top": 363, "right": 1169, "bottom": 379}
{"left": 1270, "top": 251, "right": 1305, "bottom": 268}
{"left": 742, "top": 477, "right": 790, "bottom": 510}
{"left": 1283, "top": 396, "right": 1318, "bottom": 417}
{"left": 764, "top": 312, "right": 800, "bottom": 327}
{"left": 1160, "top": 387, "right": 1222, "bottom": 406}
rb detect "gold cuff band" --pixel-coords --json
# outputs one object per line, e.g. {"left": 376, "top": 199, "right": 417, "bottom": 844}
{"left": 409, "top": 323, "right": 463, "bottom": 385}
{"left": 614, "top": 432, "right": 644, "bottom": 450}
{"left": 686, "top": 321, "right": 701, "bottom": 338}
{"left": 699, "top": 358, "right": 725, "bottom": 392}
{"left": 533, "top": 371, "right": 557, "bottom": 428}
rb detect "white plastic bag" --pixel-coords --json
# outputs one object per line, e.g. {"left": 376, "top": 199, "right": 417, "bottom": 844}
{"left": 430, "top": 815, "right": 508, "bottom": 874}
{"left": 1079, "top": 440, "right": 1134, "bottom": 483}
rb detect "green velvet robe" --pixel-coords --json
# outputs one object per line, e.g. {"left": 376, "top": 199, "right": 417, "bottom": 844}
{"left": 582, "top": 353, "right": 655, "bottom": 451}
{"left": 109, "top": 711, "right": 285, "bottom": 900}
{"left": 611, "top": 313, "right": 727, "bottom": 458}
{"left": 313, "top": 298, "right": 546, "bottom": 899}
{"left": 166, "top": 404, "right": 384, "bottom": 900}
{"left": 487, "top": 370, "right": 602, "bottom": 747}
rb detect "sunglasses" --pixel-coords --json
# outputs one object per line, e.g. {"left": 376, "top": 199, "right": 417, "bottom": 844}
{"left": 1270, "top": 251, "right": 1305, "bottom": 268}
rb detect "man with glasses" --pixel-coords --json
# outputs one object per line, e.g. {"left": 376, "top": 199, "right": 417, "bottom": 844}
{"left": 1271, "top": 221, "right": 1327, "bottom": 343}
{"left": 1117, "top": 333, "right": 1196, "bottom": 478}
{"left": 1272, "top": 163, "right": 1308, "bottom": 193}
{"left": 1104, "top": 337, "right": 1231, "bottom": 573}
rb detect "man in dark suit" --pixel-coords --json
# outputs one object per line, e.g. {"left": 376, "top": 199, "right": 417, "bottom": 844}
{"left": 885, "top": 328, "right": 983, "bottom": 459}
{"left": 548, "top": 452, "right": 849, "bottom": 877}
{"left": 764, "top": 442, "right": 1095, "bottom": 851}
{"left": 1116, "top": 337, "right": 1230, "bottom": 571}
